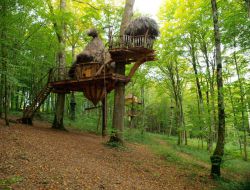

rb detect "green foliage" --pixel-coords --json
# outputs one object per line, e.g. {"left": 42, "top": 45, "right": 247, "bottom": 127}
{"left": 124, "top": 128, "right": 151, "bottom": 144}
{"left": 0, "top": 176, "right": 23, "bottom": 189}
{"left": 215, "top": 177, "right": 250, "bottom": 190}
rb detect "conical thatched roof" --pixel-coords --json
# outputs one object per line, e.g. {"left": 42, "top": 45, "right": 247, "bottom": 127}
{"left": 76, "top": 28, "right": 112, "bottom": 64}
{"left": 124, "top": 16, "right": 160, "bottom": 39}
{"left": 87, "top": 28, "right": 98, "bottom": 38}
{"left": 68, "top": 28, "right": 112, "bottom": 78}
{"left": 125, "top": 94, "right": 141, "bottom": 104}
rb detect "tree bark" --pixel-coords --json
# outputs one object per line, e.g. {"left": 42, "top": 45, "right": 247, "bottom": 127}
{"left": 246, "top": 0, "right": 250, "bottom": 18}
{"left": 200, "top": 39, "right": 216, "bottom": 152}
{"left": 119, "top": 0, "right": 135, "bottom": 37}
{"left": 111, "top": 64, "right": 126, "bottom": 143}
{"left": 51, "top": 0, "right": 67, "bottom": 130}
{"left": 110, "top": 0, "right": 135, "bottom": 144}
{"left": 0, "top": 57, "right": 3, "bottom": 118}
{"left": 210, "top": 0, "right": 226, "bottom": 178}
{"left": 141, "top": 85, "right": 145, "bottom": 134}
{"left": 233, "top": 46, "right": 248, "bottom": 161}
{"left": 69, "top": 46, "right": 76, "bottom": 120}
{"left": 227, "top": 75, "right": 243, "bottom": 156}
{"left": 189, "top": 37, "right": 204, "bottom": 148}
{"left": 70, "top": 92, "right": 76, "bottom": 120}
{"left": 1, "top": 0, "right": 9, "bottom": 126}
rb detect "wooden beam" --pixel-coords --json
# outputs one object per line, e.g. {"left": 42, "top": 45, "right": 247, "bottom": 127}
{"left": 102, "top": 96, "right": 107, "bottom": 136}
{"left": 85, "top": 106, "right": 101, "bottom": 111}
{"left": 127, "top": 58, "right": 145, "bottom": 79}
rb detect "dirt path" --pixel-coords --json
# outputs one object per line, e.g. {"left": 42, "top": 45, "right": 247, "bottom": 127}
{"left": 0, "top": 119, "right": 216, "bottom": 190}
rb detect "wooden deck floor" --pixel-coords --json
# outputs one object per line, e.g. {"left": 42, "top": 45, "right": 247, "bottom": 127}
{"left": 49, "top": 73, "right": 129, "bottom": 93}
{"left": 109, "top": 47, "right": 155, "bottom": 63}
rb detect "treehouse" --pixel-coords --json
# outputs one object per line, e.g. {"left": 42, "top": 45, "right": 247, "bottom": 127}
{"left": 21, "top": 17, "right": 158, "bottom": 124}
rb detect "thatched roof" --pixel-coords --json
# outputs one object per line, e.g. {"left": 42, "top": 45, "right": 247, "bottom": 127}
{"left": 125, "top": 94, "right": 141, "bottom": 104}
{"left": 124, "top": 16, "right": 160, "bottom": 39}
{"left": 69, "top": 28, "right": 112, "bottom": 78}
{"left": 87, "top": 28, "right": 98, "bottom": 38}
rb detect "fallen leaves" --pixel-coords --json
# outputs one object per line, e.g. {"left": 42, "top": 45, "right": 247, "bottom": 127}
{"left": 0, "top": 119, "right": 215, "bottom": 190}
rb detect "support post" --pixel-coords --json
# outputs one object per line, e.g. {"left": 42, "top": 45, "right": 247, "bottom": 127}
{"left": 102, "top": 96, "right": 107, "bottom": 137}
{"left": 110, "top": 62, "right": 125, "bottom": 143}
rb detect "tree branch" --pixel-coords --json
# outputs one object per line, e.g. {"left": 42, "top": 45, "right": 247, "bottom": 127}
{"left": 72, "top": 0, "right": 100, "bottom": 10}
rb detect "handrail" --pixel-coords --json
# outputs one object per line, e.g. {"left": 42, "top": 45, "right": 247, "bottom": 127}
{"left": 48, "top": 62, "right": 112, "bottom": 83}
{"left": 109, "top": 34, "right": 155, "bottom": 49}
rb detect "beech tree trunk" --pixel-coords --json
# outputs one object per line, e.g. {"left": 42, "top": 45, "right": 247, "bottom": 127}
{"left": 69, "top": 46, "right": 76, "bottom": 121}
{"left": 110, "top": 0, "right": 135, "bottom": 144}
{"left": 119, "top": 0, "right": 135, "bottom": 37}
{"left": 50, "top": 0, "right": 67, "bottom": 130}
{"left": 233, "top": 46, "right": 248, "bottom": 161}
{"left": 200, "top": 39, "right": 216, "bottom": 152}
{"left": 189, "top": 36, "right": 204, "bottom": 147}
{"left": 1, "top": 0, "right": 9, "bottom": 126}
{"left": 246, "top": 0, "right": 250, "bottom": 18}
{"left": 227, "top": 75, "right": 243, "bottom": 156}
{"left": 210, "top": 0, "right": 226, "bottom": 178}
{"left": 162, "top": 60, "right": 185, "bottom": 145}
{"left": 70, "top": 92, "right": 76, "bottom": 120}
{"left": 111, "top": 64, "right": 126, "bottom": 143}
{"left": 0, "top": 53, "right": 3, "bottom": 118}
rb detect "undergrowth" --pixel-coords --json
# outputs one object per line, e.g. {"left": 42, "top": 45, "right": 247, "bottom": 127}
{"left": 0, "top": 176, "right": 23, "bottom": 190}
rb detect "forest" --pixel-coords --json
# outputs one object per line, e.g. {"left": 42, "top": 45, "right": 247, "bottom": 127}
{"left": 0, "top": 0, "right": 250, "bottom": 189}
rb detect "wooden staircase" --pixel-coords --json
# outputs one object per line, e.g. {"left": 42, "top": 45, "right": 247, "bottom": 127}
{"left": 22, "top": 83, "right": 52, "bottom": 125}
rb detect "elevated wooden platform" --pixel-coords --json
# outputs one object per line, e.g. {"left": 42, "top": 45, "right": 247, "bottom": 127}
{"left": 109, "top": 35, "right": 156, "bottom": 64}
{"left": 50, "top": 73, "right": 128, "bottom": 93}
{"left": 109, "top": 47, "right": 155, "bottom": 63}
{"left": 47, "top": 64, "right": 129, "bottom": 105}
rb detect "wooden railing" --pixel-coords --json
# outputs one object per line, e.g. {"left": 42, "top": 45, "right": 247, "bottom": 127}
{"left": 48, "top": 62, "right": 113, "bottom": 83}
{"left": 109, "top": 35, "right": 155, "bottom": 49}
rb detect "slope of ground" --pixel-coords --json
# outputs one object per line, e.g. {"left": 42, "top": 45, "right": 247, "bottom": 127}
{"left": 0, "top": 119, "right": 217, "bottom": 190}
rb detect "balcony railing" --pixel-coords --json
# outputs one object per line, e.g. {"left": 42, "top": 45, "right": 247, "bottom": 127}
{"left": 48, "top": 62, "right": 113, "bottom": 83}
{"left": 109, "top": 35, "right": 155, "bottom": 50}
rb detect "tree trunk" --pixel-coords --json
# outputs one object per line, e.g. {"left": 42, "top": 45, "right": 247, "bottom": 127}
{"left": 119, "top": 0, "right": 135, "bottom": 37}
{"left": 52, "top": 94, "right": 65, "bottom": 129}
{"left": 140, "top": 85, "right": 145, "bottom": 135}
{"left": 165, "top": 61, "right": 183, "bottom": 145}
{"left": 1, "top": 1, "right": 9, "bottom": 126}
{"left": 233, "top": 46, "right": 248, "bottom": 161}
{"left": 169, "top": 105, "right": 174, "bottom": 137}
{"left": 70, "top": 92, "right": 76, "bottom": 120}
{"left": 175, "top": 61, "right": 186, "bottom": 145}
{"left": 201, "top": 39, "right": 215, "bottom": 152}
{"left": 0, "top": 62, "right": 3, "bottom": 118}
{"left": 227, "top": 75, "right": 243, "bottom": 157}
{"left": 246, "top": 0, "right": 250, "bottom": 18}
{"left": 189, "top": 38, "right": 204, "bottom": 147}
{"left": 210, "top": 0, "right": 226, "bottom": 178}
{"left": 69, "top": 45, "right": 76, "bottom": 120}
{"left": 110, "top": 0, "right": 135, "bottom": 144}
{"left": 51, "top": 0, "right": 67, "bottom": 130}
{"left": 111, "top": 64, "right": 126, "bottom": 143}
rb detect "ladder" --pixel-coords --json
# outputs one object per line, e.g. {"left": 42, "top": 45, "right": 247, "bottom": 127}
{"left": 22, "top": 81, "right": 52, "bottom": 125}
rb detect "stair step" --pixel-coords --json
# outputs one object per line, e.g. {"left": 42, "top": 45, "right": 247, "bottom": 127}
{"left": 23, "top": 83, "right": 52, "bottom": 120}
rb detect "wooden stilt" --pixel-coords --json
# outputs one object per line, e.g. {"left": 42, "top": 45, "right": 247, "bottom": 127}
{"left": 102, "top": 96, "right": 107, "bottom": 137}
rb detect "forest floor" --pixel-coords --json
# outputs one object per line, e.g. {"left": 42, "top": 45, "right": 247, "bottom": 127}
{"left": 0, "top": 118, "right": 246, "bottom": 190}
